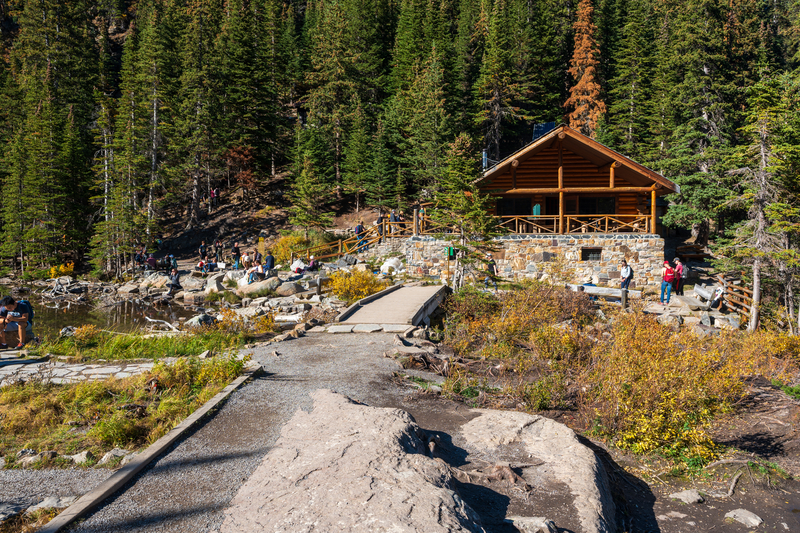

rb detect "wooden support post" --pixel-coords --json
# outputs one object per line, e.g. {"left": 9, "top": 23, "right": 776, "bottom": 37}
{"left": 650, "top": 189, "right": 657, "bottom": 234}
{"left": 609, "top": 164, "right": 615, "bottom": 189}
{"left": 511, "top": 159, "right": 519, "bottom": 189}
{"left": 413, "top": 209, "right": 419, "bottom": 235}
{"left": 558, "top": 141, "right": 564, "bottom": 233}
{"left": 621, "top": 288, "right": 628, "bottom": 309}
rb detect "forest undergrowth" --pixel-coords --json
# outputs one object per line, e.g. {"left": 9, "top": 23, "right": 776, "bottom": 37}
{"left": 0, "top": 355, "right": 248, "bottom": 468}
{"left": 439, "top": 282, "right": 800, "bottom": 472}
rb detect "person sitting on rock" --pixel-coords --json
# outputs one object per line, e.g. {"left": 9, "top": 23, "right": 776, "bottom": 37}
{"left": 247, "top": 261, "right": 265, "bottom": 284}
{"left": 241, "top": 251, "right": 252, "bottom": 270}
{"left": 306, "top": 255, "right": 319, "bottom": 272}
{"left": 264, "top": 250, "right": 275, "bottom": 271}
{"left": 166, "top": 268, "right": 182, "bottom": 295}
{"left": 197, "top": 260, "right": 209, "bottom": 274}
{"left": 146, "top": 254, "right": 157, "bottom": 270}
{"left": 0, "top": 296, "right": 33, "bottom": 349}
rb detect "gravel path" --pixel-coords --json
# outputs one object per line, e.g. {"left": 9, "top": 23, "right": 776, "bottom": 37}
{"left": 65, "top": 333, "right": 409, "bottom": 533}
{"left": 0, "top": 470, "right": 112, "bottom": 510}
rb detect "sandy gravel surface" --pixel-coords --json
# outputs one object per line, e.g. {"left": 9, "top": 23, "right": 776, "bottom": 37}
{"left": 0, "top": 469, "right": 112, "bottom": 509}
{"left": 66, "top": 333, "right": 409, "bottom": 533}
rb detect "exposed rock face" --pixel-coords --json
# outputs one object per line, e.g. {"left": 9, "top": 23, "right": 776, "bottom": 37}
{"left": 460, "top": 411, "right": 615, "bottom": 533}
{"left": 205, "top": 278, "right": 225, "bottom": 295}
{"left": 237, "top": 277, "right": 281, "bottom": 296}
{"left": 185, "top": 314, "right": 217, "bottom": 328}
{"left": 220, "top": 390, "right": 486, "bottom": 533}
{"left": 275, "top": 281, "right": 303, "bottom": 297}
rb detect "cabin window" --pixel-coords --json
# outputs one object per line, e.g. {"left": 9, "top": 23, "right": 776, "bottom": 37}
{"left": 579, "top": 197, "right": 616, "bottom": 215}
{"left": 581, "top": 248, "right": 602, "bottom": 261}
{"left": 497, "top": 197, "right": 531, "bottom": 216}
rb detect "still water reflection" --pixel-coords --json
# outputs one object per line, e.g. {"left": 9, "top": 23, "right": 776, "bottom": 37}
{"left": 3, "top": 287, "right": 198, "bottom": 339}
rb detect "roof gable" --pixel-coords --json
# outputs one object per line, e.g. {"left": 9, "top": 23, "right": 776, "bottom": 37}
{"left": 479, "top": 125, "right": 679, "bottom": 194}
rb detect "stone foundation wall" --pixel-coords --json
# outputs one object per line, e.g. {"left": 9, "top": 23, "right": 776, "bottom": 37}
{"left": 364, "top": 234, "right": 665, "bottom": 286}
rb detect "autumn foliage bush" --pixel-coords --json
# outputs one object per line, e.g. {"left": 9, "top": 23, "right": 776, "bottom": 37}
{"left": 329, "top": 270, "right": 388, "bottom": 303}
{"left": 442, "top": 282, "right": 799, "bottom": 467}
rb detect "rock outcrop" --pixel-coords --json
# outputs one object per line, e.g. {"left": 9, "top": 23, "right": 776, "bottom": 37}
{"left": 220, "top": 390, "right": 486, "bottom": 533}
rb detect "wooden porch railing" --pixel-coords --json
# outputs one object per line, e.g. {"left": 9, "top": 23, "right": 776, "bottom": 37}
{"left": 564, "top": 215, "right": 650, "bottom": 234}
{"left": 292, "top": 211, "right": 653, "bottom": 262}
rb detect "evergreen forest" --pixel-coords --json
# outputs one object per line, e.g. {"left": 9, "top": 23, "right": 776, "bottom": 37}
{"left": 1, "top": 0, "right": 800, "bottom": 293}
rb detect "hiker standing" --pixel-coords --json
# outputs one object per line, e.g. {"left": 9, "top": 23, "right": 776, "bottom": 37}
{"left": 484, "top": 254, "right": 498, "bottom": 291}
{"left": 198, "top": 241, "right": 208, "bottom": 262}
{"left": 231, "top": 242, "right": 241, "bottom": 270}
{"left": 660, "top": 260, "right": 675, "bottom": 305}
{"left": 673, "top": 257, "right": 685, "bottom": 296}
{"left": 620, "top": 260, "right": 634, "bottom": 289}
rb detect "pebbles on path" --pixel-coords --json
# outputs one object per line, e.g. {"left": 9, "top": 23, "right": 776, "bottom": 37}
{"left": 65, "top": 333, "right": 405, "bottom": 533}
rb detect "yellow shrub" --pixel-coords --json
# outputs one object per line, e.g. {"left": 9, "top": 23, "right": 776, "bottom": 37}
{"left": 588, "top": 313, "right": 746, "bottom": 463}
{"left": 72, "top": 324, "right": 103, "bottom": 347}
{"left": 329, "top": 270, "right": 388, "bottom": 303}
{"left": 252, "top": 313, "right": 275, "bottom": 334}
{"left": 272, "top": 234, "right": 310, "bottom": 265}
{"left": 49, "top": 262, "right": 75, "bottom": 278}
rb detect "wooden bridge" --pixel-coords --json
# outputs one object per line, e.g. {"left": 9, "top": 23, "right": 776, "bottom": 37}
{"left": 322, "top": 283, "right": 449, "bottom": 333}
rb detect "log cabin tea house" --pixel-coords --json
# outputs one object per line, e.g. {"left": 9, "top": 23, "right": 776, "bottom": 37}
{"left": 409, "top": 125, "right": 677, "bottom": 285}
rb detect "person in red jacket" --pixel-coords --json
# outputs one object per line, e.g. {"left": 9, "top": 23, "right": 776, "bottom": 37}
{"left": 660, "top": 260, "right": 675, "bottom": 305}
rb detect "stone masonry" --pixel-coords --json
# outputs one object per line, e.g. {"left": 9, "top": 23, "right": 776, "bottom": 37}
{"left": 366, "top": 234, "right": 665, "bottom": 287}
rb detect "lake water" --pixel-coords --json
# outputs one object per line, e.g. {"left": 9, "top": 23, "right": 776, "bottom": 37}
{"left": 2, "top": 287, "right": 198, "bottom": 340}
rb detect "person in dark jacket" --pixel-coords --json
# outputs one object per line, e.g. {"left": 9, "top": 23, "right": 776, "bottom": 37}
{"left": 0, "top": 296, "right": 34, "bottom": 349}
{"left": 167, "top": 268, "right": 182, "bottom": 295}
{"left": 264, "top": 250, "right": 275, "bottom": 271}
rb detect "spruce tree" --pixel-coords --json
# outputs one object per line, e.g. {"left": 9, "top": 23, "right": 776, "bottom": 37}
{"left": 288, "top": 152, "right": 335, "bottom": 237}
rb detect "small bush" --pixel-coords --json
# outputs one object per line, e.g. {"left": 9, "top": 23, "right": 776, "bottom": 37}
{"left": 72, "top": 324, "right": 103, "bottom": 348}
{"left": 49, "top": 262, "right": 75, "bottom": 279}
{"left": 329, "top": 270, "right": 388, "bottom": 303}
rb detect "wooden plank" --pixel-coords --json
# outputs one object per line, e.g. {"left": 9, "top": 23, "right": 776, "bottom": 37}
{"left": 495, "top": 186, "right": 656, "bottom": 194}
{"left": 651, "top": 189, "right": 656, "bottom": 234}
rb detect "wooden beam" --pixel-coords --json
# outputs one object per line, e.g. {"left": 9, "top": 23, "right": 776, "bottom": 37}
{"left": 651, "top": 189, "right": 657, "bottom": 234}
{"left": 496, "top": 186, "right": 658, "bottom": 194}
{"left": 557, "top": 132, "right": 566, "bottom": 140}
{"left": 559, "top": 191, "right": 564, "bottom": 233}
{"left": 511, "top": 159, "right": 518, "bottom": 189}
{"left": 610, "top": 164, "right": 615, "bottom": 189}
{"left": 597, "top": 160, "right": 621, "bottom": 173}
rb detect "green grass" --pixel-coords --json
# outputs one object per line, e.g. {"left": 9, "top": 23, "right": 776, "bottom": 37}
{"left": 772, "top": 379, "right": 800, "bottom": 400}
{"left": 0, "top": 356, "right": 247, "bottom": 467}
{"left": 32, "top": 330, "right": 249, "bottom": 361}
{"left": 246, "top": 287, "right": 277, "bottom": 299}
{"left": 205, "top": 290, "right": 242, "bottom": 304}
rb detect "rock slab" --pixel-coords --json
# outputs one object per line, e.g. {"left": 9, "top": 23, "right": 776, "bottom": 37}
{"left": 220, "top": 390, "right": 485, "bottom": 533}
{"left": 724, "top": 509, "right": 762, "bottom": 527}
{"left": 668, "top": 489, "right": 704, "bottom": 504}
{"left": 460, "top": 411, "right": 615, "bottom": 533}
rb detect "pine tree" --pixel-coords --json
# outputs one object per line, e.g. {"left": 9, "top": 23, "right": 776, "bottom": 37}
{"left": 395, "top": 45, "right": 452, "bottom": 192}
{"left": 429, "top": 133, "right": 498, "bottom": 288}
{"left": 564, "top": 0, "right": 606, "bottom": 137}
{"left": 602, "top": 0, "right": 655, "bottom": 160}
{"left": 288, "top": 152, "right": 335, "bottom": 237}
{"left": 473, "top": 0, "right": 533, "bottom": 158}
{"left": 342, "top": 101, "right": 371, "bottom": 211}
{"left": 365, "top": 117, "right": 398, "bottom": 212}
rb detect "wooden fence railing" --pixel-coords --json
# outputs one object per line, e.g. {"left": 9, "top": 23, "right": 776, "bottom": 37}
{"left": 717, "top": 273, "right": 753, "bottom": 318}
{"left": 293, "top": 211, "right": 653, "bottom": 262}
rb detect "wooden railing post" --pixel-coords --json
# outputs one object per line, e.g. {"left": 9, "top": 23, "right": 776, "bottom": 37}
{"left": 651, "top": 189, "right": 657, "bottom": 234}
{"left": 413, "top": 209, "right": 419, "bottom": 235}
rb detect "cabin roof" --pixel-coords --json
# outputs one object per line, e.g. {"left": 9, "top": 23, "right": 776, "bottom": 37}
{"left": 479, "top": 125, "right": 680, "bottom": 194}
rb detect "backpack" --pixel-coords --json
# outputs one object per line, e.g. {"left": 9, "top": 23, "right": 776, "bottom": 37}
{"left": 355, "top": 224, "right": 363, "bottom": 235}
{"left": 17, "top": 300, "right": 33, "bottom": 325}
{"left": 664, "top": 267, "right": 675, "bottom": 282}
{"left": 681, "top": 266, "right": 688, "bottom": 279}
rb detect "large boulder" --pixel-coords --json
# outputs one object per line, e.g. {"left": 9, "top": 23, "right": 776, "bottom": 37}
{"left": 117, "top": 284, "right": 139, "bottom": 295}
{"left": 185, "top": 313, "right": 217, "bottom": 328}
{"left": 235, "top": 307, "right": 265, "bottom": 319}
{"left": 275, "top": 282, "right": 303, "bottom": 297}
{"left": 181, "top": 275, "right": 205, "bottom": 291}
{"left": 220, "top": 390, "right": 485, "bottom": 533}
{"left": 460, "top": 411, "right": 615, "bottom": 533}
{"left": 205, "top": 277, "right": 225, "bottom": 295}
{"left": 139, "top": 273, "right": 169, "bottom": 290}
{"left": 238, "top": 277, "right": 281, "bottom": 297}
